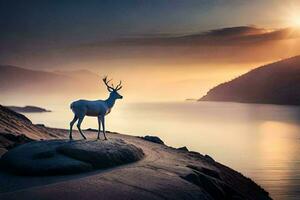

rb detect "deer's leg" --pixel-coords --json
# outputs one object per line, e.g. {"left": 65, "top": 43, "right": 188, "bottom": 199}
{"left": 97, "top": 116, "right": 101, "bottom": 140}
{"left": 69, "top": 115, "right": 78, "bottom": 140}
{"left": 101, "top": 116, "right": 107, "bottom": 140}
{"left": 77, "top": 116, "right": 87, "bottom": 140}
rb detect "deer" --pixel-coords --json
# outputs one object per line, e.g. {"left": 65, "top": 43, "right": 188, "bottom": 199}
{"left": 69, "top": 76, "right": 123, "bottom": 140}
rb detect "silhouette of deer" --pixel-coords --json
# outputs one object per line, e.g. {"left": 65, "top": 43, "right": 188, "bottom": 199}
{"left": 69, "top": 76, "right": 123, "bottom": 140}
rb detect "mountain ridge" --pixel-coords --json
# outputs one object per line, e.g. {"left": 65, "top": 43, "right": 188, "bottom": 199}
{"left": 199, "top": 55, "right": 300, "bottom": 105}
{"left": 0, "top": 65, "right": 101, "bottom": 98}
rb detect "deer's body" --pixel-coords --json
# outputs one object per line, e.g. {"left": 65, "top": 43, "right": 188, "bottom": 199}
{"left": 71, "top": 99, "right": 111, "bottom": 117}
{"left": 69, "top": 77, "right": 122, "bottom": 140}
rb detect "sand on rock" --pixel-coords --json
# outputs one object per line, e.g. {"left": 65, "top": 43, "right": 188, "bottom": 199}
{"left": 0, "top": 138, "right": 144, "bottom": 176}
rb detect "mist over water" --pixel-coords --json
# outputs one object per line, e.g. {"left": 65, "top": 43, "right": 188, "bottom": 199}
{"left": 25, "top": 101, "right": 300, "bottom": 199}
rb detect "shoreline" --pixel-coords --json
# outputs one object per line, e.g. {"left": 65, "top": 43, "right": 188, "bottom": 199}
{"left": 0, "top": 128, "right": 271, "bottom": 200}
{"left": 0, "top": 105, "right": 272, "bottom": 199}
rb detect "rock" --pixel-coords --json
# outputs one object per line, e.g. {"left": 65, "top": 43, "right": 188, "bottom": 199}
{"left": 187, "top": 165, "right": 220, "bottom": 180}
{"left": 142, "top": 135, "right": 164, "bottom": 144}
{"left": 36, "top": 124, "right": 46, "bottom": 128}
{"left": 181, "top": 170, "right": 242, "bottom": 200}
{"left": 0, "top": 147, "right": 7, "bottom": 157}
{"left": 177, "top": 146, "right": 189, "bottom": 151}
{"left": 0, "top": 105, "right": 31, "bottom": 123}
{"left": 181, "top": 172, "right": 225, "bottom": 199}
{"left": 0, "top": 105, "right": 63, "bottom": 141}
{"left": 0, "top": 133, "right": 34, "bottom": 150}
{"left": 57, "top": 139, "right": 144, "bottom": 169}
{"left": 85, "top": 128, "right": 98, "bottom": 132}
{"left": 0, "top": 139, "right": 144, "bottom": 176}
{"left": 188, "top": 151, "right": 203, "bottom": 158}
{"left": 85, "top": 128, "right": 112, "bottom": 134}
{"left": 204, "top": 154, "right": 215, "bottom": 162}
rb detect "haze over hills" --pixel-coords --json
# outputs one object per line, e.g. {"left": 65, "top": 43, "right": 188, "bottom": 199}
{"left": 200, "top": 56, "right": 300, "bottom": 105}
{"left": 0, "top": 65, "right": 103, "bottom": 104}
{"left": 0, "top": 65, "right": 100, "bottom": 93}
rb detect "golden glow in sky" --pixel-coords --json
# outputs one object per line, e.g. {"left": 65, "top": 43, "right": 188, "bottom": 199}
{"left": 281, "top": 3, "right": 300, "bottom": 27}
{"left": 2, "top": 1, "right": 300, "bottom": 103}
{"left": 289, "top": 13, "right": 300, "bottom": 27}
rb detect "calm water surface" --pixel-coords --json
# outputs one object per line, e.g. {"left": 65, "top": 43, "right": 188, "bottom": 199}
{"left": 25, "top": 101, "right": 300, "bottom": 199}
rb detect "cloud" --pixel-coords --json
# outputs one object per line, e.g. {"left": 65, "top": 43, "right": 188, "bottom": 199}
{"left": 2, "top": 26, "right": 300, "bottom": 70}
{"left": 97, "top": 26, "right": 300, "bottom": 47}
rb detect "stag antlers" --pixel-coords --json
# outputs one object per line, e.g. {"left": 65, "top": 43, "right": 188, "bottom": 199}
{"left": 103, "top": 76, "right": 122, "bottom": 92}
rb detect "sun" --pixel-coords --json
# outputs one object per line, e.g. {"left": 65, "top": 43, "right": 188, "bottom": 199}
{"left": 283, "top": 3, "right": 300, "bottom": 27}
{"left": 292, "top": 16, "right": 300, "bottom": 26}
{"left": 288, "top": 12, "right": 300, "bottom": 27}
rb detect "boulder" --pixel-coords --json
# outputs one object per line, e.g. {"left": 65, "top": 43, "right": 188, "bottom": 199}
{"left": 204, "top": 154, "right": 215, "bottom": 162}
{"left": 181, "top": 170, "right": 242, "bottom": 199}
{"left": 0, "top": 133, "right": 34, "bottom": 150}
{"left": 0, "top": 138, "right": 144, "bottom": 176}
{"left": 177, "top": 146, "right": 189, "bottom": 151}
{"left": 142, "top": 135, "right": 164, "bottom": 144}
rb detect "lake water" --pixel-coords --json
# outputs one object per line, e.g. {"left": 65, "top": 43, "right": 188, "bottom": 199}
{"left": 25, "top": 101, "right": 300, "bottom": 199}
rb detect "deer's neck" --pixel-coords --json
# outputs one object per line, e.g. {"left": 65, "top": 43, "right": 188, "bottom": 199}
{"left": 105, "top": 94, "right": 117, "bottom": 109}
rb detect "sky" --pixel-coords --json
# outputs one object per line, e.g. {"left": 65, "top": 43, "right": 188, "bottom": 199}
{"left": 1, "top": 0, "right": 300, "bottom": 48}
{"left": 1, "top": 0, "right": 300, "bottom": 102}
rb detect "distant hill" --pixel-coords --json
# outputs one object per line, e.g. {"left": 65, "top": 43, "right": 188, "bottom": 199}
{"left": 0, "top": 65, "right": 100, "bottom": 96}
{"left": 6, "top": 106, "right": 50, "bottom": 113}
{"left": 199, "top": 56, "right": 300, "bottom": 105}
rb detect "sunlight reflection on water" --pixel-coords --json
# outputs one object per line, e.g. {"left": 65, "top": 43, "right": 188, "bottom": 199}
{"left": 25, "top": 101, "right": 300, "bottom": 199}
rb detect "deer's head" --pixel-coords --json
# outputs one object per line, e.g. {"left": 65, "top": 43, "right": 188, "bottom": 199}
{"left": 103, "top": 76, "right": 123, "bottom": 99}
